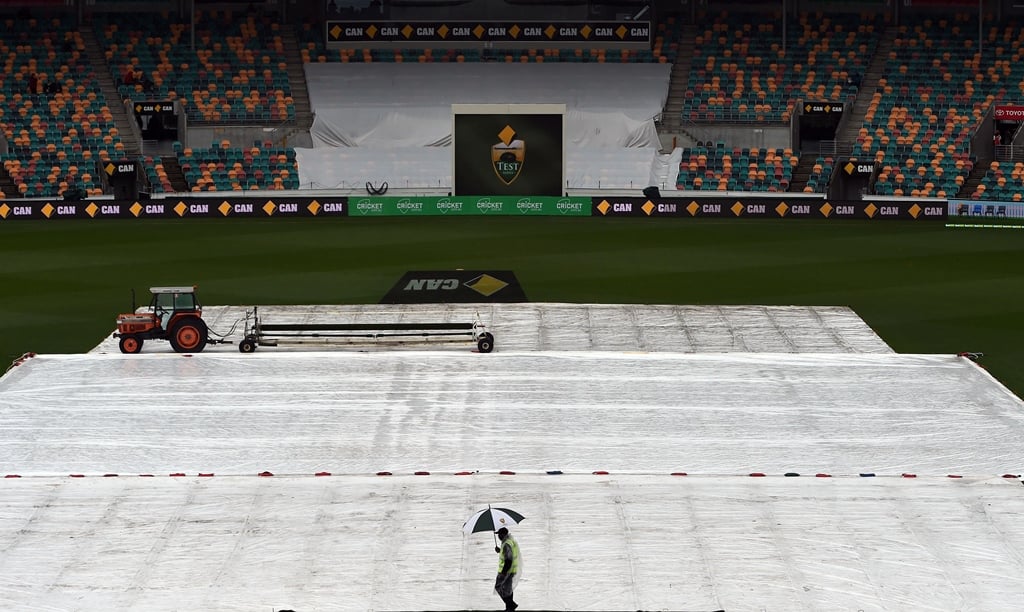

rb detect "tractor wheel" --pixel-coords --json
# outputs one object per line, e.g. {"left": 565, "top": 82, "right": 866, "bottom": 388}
{"left": 477, "top": 332, "right": 495, "bottom": 354}
{"left": 238, "top": 338, "right": 257, "bottom": 353}
{"left": 169, "top": 317, "right": 209, "bottom": 353}
{"left": 119, "top": 335, "right": 143, "bottom": 354}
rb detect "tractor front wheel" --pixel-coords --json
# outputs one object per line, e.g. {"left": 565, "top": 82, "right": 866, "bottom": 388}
{"left": 119, "top": 335, "right": 143, "bottom": 354}
{"left": 169, "top": 318, "right": 209, "bottom": 353}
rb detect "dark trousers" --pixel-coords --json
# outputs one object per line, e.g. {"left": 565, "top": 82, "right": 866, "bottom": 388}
{"left": 495, "top": 572, "right": 517, "bottom": 610}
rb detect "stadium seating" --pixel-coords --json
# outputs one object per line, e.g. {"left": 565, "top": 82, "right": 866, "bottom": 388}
{"left": 177, "top": 140, "right": 299, "bottom": 191}
{"left": 803, "top": 155, "right": 837, "bottom": 194}
{"left": 683, "top": 11, "right": 881, "bottom": 123}
{"left": 141, "top": 153, "right": 175, "bottom": 193}
{"left": 3, "top": 7, "right": 1022, "bottom": 202}
{"left": 302, "top": 45, "right": 672, "bottom": 64}
{"left": 856, "top": 14, "right": 989, "bottom": 198}
{"left": 95, "top": 9, "right": 295, "bottom": 123}
{"left": 675, "top": 145, "right": 799, "bottom": 192}
{"left": 975, "top": 161, "right": 1024, "bottom": 201}
{"left": 0, "top": 15, "right": 120, "bottom": 197}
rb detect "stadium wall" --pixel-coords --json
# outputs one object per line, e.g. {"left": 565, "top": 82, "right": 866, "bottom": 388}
{"left": 0, "top": 195, "right": 949, "bottom": 221}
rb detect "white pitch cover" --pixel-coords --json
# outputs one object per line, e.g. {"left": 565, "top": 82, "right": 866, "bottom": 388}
{"left": 0, "top": 303, "right": 1022, "bottom": 611}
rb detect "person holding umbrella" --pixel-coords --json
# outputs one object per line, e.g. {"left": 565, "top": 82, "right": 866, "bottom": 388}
{"left": 464, "top": 505, "right": 525, "bottom": 610}
{"left": 494, "top": 527, "right": 520, "bottom": 611}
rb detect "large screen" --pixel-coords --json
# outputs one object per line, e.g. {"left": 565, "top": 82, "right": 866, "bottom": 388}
{"left": 452, "top": 104, "right": 565, "bottom": 197}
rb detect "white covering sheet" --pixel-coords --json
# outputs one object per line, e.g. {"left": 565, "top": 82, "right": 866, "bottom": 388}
{"left": 0, "top": 474, "right": 1022, "bottom": 612}
{"left": 305, "top": 62, "right": 670, "bottom": 148}
{"left": 1, "top": 304, "right": 1023, "bottom": 611}
{"left": 295, "top": 145, "right": 668, "bottom": 190}
{"left": 3, "top": 350, "right": 1022, "bottom": 476}
{"left": 128, "top": 303, "right": 897, "bottom": 355}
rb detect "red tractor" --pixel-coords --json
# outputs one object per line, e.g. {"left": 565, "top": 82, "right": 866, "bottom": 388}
{"left": 114, "top": 286, "right": 225, "bottom": 354}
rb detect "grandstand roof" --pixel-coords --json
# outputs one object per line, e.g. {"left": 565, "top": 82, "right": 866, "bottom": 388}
{"left": 1, "top": 304, "right": 1022, "bottom": 611}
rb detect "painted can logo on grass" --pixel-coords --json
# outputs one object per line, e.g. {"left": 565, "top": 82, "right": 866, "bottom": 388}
{"left": 381, "top": 271, "right": 528, "bottom": 303}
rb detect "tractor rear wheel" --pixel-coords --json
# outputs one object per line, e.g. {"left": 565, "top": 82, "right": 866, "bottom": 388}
{"left": 119, "top": 335, "right": 143, "bottom": 354}
{"left": 169, "top": 317, "right": 209, "bottom": 353}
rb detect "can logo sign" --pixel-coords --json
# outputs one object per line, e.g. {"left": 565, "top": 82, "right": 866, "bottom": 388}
{"left": 382, "top": 271, "right": 528, "bottom": 303}
{"left": 463, "top": 274, "right": 508, "bottom": 297}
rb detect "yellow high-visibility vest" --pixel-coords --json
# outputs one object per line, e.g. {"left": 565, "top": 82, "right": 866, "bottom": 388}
{"left": 498, "top": 535, "right": 520, "bottom": 574}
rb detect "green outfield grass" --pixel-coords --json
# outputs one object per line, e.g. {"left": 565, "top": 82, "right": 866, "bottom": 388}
{"left": 2, "top": 217, "right": 1023, "bottom": 398}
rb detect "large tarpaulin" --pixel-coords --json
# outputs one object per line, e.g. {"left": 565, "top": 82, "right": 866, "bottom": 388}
{"left": 1, "top": 304, "right": 1022, "bottom": 611}
{"left": 305, "top": 62, "right": 670, "bottom": 148}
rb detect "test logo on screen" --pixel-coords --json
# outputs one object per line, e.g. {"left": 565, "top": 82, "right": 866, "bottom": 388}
{"left": 491, "top": 125, "right": 525, "bottom": 186}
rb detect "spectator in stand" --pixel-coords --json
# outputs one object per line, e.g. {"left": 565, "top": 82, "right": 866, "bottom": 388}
{"left": 27, "top": 72, "right": 38, "bottom": 94}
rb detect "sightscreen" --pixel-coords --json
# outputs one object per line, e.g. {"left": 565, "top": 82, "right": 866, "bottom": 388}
{"left": 452, "top": 103, "right": 565, "bottom": 197}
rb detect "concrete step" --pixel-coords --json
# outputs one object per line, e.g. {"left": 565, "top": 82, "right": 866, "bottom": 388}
{"left": 279, "top": 30, "right": 313, "bottom": 127}
{"left": 79, "top": 25, "right": 143, "bottom": 157}
{"left": 0, "top": 165, "right": 18, "bottom": 197}
{"left": 160, "top": 155, "right": 189, "bottom": 193}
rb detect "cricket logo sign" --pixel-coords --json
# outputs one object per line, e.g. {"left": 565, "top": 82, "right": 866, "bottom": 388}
{"left": 491, "top": 125, "right": 525, "bottom": 186}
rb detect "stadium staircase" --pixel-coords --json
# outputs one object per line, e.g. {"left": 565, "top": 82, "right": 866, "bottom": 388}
{"left": 659, "top": 24, "right": 696, "bottom": 142}
{"left": 788, "top": 153, "right": 818, "bottom": 193}
{"left": 279, "top": 27, "right": 314, "bottom": 143}
{"left": 833, "top": 25, "right": 896, "bottom": 155}
{"left": 0, "top": 166, "right": 17, "bottom": 198}
{"left": 159, "top": 155, "right": 189, "bottom": 193}
{"left": 958, "top": 159, "right": 989, "bottom": 199}
{"left": 79, "top": 25, "right": 142, "bottom": 158}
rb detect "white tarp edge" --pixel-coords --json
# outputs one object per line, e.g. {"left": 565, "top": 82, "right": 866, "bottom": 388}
{"left": 305, "top": 62, "right": 670, "bottom": 149}
{"left": 295, "top": 143, "right": 667, "bottom": 190}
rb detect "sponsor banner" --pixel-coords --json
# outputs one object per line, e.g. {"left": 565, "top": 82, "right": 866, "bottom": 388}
{"left": 104, "top": 160, "right": 138, "bottom": 180}
{"left": 0, "top": 197, "right": 348, "bottom": 220}
{"left": 802, "top": 102, "right": 844, "bottom": 115}
{"left": 348, "top": 195, "right": 589, "bottom": 216}
{"left": 839, "top": 160, "right": 877, "bottom": 177}
{"left": 591, "top": 198, "right": 948, "bottom": 220}
{"left": 381, "top": 270, "right": 528, "bottom": 304}
{"left": 994, "top": 105, "right": 1024, "bottom": 120}
{"left": 326, "top": 20, "right": 651, "bottom": 45}
{"left": 134, "top": 101, "right": 174, "bottom": 116}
